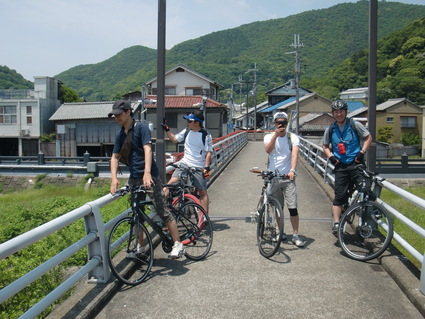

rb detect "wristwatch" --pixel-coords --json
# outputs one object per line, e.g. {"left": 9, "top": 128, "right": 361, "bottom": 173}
{"left": 290, "top": 168, "right": 297, "bottom": 173}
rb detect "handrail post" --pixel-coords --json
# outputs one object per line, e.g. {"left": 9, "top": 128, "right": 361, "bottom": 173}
{"left": 85, "top": 203, "right": 110, "bottom": 283}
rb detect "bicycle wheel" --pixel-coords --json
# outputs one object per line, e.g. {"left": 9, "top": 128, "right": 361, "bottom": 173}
{"left": 338, "top": 201, "right": 393, "bottom": 261}
{"left": 175, "top": 203, "right": 213, "bottom": 260}
{"left": 172, "top": 193, "right": 202, "bottom": 208}
{"left": 107, "top": 216, "right": 154, "bottom": 285}
{"left": 257, "top": 198, "right": 283, "bottom": 258}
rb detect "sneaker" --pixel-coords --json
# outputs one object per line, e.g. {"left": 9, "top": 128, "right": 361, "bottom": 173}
{"left": 168, "top": 241, "right": 184, "bottom": 259}
{"left": 136, "top": 243, "right": 145, "bottom": 256}
{"left": 281, "top": 232, "right": 288, "bottom": 241}
{"left": 292, "top": 234, "right": 306, "bottom": 247}
{"left": 332, "top": 222, "right": 340, "bottom": 235}
{"left": 127, "top": 244, "right": 145, "bottom": 259}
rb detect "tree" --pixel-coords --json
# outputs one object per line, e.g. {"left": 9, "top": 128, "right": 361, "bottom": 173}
{"left": 377, "top": 126, "right": 393, "bottom": 143}
{"left": 59, "top": 85, "right": 83, "bottom": 103}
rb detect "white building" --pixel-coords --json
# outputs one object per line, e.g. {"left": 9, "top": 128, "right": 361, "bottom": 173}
{"left": 0, "top": 77, "right": 61, "bottom": 156}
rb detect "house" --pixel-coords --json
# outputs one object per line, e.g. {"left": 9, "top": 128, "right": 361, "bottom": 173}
{"left": 265, "top": 79, "right": 312, "bottom": 106}
{"left": 272, "top": 93, "right": 332, "bottom": 132}
{"left": 124, "top": 63, "right": 223, "bottom": 101}
{"left": 0, "top": 77, "right": 61, "bottom": 156}
{"left": 143, "top": 95, "right": 228, "bottom": 141}
{"left": 340, "top": 87, "right": 368, "bottom": 101}
{"left": 345, "top": 98, "right": 423, "bottom": 144}
{"left": 50, "top": 96, "right": 227, "bottom": 157}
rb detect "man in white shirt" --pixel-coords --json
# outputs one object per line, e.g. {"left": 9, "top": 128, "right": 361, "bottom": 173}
{"left": 162, "top": 110, "right": 213, "bottom": 213}
{"left": 264, "top": 111, "right": 305, "bottom": 247}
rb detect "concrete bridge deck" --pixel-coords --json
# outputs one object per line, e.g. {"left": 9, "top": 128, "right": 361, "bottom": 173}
{"left": 51, "top": 141, "right": 424, "bottom": 319}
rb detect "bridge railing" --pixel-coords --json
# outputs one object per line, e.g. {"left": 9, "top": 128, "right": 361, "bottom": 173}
{"left": 297, "top": 135, "right": 425, "bottom": 295}
{"left": 0, "top": 132, "right": 248, "bottom": 319}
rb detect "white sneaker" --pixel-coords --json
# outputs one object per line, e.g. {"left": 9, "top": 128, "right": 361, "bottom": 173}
{"left": 292, "top": 234, "right": 306, "bottom": 247}
{"left": 168, "top": 241, "right": 184, "bottom": 259}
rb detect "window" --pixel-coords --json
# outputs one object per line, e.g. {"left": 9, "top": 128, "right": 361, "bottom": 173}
{"left": 185, "top": 87, "right": 203, "bottom": 96}
{"left": 400, "top": 116, "right": 416, "bottom": 128}
{"left": 152, "top": 87, "right": 176, "bottom": 95}
{"left": 27, "top": 117, "right": 32, "bottom": 124}
{"left": 26, "top": 105, "right": 32, "bottom": 114}
{"left": 386, "top": 117, "right": 393, "bottom": 123}
{"left": 0, "top": 105, "right": 17, "bottom": 124}
{"left": 164, "top": 87, "right": 176, "bottom": 95}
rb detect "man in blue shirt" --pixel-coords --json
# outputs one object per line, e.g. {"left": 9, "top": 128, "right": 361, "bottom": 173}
{"left": 109, "top": 100, "right": 184, "bottom": 259}
{"left": 322, "top": 100, "right": 372, "bottom": 234}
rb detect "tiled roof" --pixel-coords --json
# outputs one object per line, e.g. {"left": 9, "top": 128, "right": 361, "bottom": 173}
{"left": 50, "top": 96, "right": 226, "bottom": 121}
{"left": 145, "top": 95, "right": 226, "bottom": 109}
{"left": 49, "top": 101, "right": 122, "bottom": 120}
{"left": 376, "top": 98, "right": 407, "bottom": 111}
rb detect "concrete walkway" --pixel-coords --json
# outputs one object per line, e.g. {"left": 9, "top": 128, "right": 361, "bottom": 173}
{"left": 51, "top": 141, "right": 424, "bottom": 319}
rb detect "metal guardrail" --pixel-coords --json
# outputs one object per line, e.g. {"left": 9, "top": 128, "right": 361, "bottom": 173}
{"left": 297, "top": 134, "right": 425, "bottom": 295}
{"left": 0, "top": 131, "right": 248, "bottom": 319}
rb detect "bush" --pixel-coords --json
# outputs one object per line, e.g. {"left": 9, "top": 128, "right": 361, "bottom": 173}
{"left": 0, "top": 184, "right": 126, "bottom": 318}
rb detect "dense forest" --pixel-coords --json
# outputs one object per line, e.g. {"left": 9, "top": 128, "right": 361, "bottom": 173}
{"left": 1, "top": 1, "right": 425, "bottom": 104}
{"left": 0, "top": 66, "right": 33, "bottom": 89}
{"left": 305, "top": 16, "right": 425, "bottom": 104}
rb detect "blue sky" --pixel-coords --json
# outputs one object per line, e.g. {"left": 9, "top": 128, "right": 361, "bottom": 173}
{"left": 1, "top": 0, "right": 423, "bottom": 81}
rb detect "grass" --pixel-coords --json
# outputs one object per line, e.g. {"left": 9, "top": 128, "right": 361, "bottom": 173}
{"left": 0, "top": 183, "right": 128, "bottom": 319}
{"left": 380, "top": 186, "right": 425, "bottom": 269}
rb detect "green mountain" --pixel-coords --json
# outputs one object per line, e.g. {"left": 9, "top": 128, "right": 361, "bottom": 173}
{"left": 306, "top": 16, "right": 425, "bottom": 104}
{"left": 2, "top": 1, "right": 424, "bottom": 102}
{"left": 0, "top": 66, "right": 33, "bottom": 89}
{"left": 54, "top": 1, "right": 425, "bottom": 101}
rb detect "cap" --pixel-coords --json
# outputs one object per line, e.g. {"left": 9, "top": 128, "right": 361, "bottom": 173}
{"left": 108, "top": 100, "right": 131, "bottom": 118}
{"left": 273, "top": 111, "right": 288, "bottom": 121}
{"left": 183, "top": 113, "right": 204, "bottom": 124}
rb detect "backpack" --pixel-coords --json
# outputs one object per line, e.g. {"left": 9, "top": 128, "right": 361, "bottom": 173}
{"left": 183, "top": 128, "right": 209, "bottom": 146}
{"left": 328, "top": 117, "right": 361, "bottom": 142}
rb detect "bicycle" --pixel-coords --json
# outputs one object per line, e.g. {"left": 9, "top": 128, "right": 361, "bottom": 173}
{"left": 168, "top": 162, "right": 203, "bottom": 206}
{"left": 250, "top": 167, "right": 287, "bottom": 258}
{"left": 107, "top": 184, "right": 213, "bottom": 286}
{"left": 337, "top": 165, "right": 394, "bottom": 261}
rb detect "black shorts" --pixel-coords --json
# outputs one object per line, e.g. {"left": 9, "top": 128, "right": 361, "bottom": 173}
{"left": 333, "top": 163, "right": 365, "bottom": 206}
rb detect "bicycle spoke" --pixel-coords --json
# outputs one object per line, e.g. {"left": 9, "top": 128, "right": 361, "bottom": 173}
{"left": 338, "top": 201, "right": 393, "bottom": 261}
{"left": 107, "top": 217, "right": 154, "bottom": 285}
{"left": 176, "top": 203, "right": 213, "bottom": 260}
{"left": 257, "top": 199, "right": 283, "bottom": 258}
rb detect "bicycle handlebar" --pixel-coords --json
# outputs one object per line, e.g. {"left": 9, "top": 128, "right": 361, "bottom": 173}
{"left": 249, "top": 167, "right": 288, "bottom": 179}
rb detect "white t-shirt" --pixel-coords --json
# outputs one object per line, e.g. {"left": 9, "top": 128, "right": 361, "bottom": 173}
{"left": 175, "top": 129, "right": 213, "bottom": 168}
{"left": 264, "top": 133, "right": 299, "bottom": 174}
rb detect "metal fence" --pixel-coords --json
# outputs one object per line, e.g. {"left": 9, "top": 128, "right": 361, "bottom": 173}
{"left": 0, "top": 131, "right": 248, "bottom": 319}
{"left": 297, "top": 134, "right": 425, "bottom": 295}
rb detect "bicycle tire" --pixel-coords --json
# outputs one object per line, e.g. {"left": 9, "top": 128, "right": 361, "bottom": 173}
{"left": 257, "top": 198, "right": 283, "bottom": 258}
{"left": 175, "top": 202, "right": 213, "bottom": 260}
{"left": 172, "top": 193, "right": 202, "bottom": 208}
{"left": 107, "top": 216, "right": 154, "bottom": 285}
{"left": 338, "top": 201, "right": 393, "bottom": 261}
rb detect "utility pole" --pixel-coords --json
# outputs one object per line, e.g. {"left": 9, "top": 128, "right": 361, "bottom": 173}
{"left": 246, "top": 63, "right": 258, "bottom": 130}
{"left": 156, "top": 0, "right": 166, "bottom": 182}
{"left": 286, "top": 34, "right": 304, "bottom": 134}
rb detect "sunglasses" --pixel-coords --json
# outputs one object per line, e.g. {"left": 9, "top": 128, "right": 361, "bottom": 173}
{"left": 275, "top": 121, "right": 288, "bottom": 126}
{"left": 187, "top": 119, "right": 195, "bottom": 123}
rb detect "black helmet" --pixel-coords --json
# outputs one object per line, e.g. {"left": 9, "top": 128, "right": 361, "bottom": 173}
{"left": 331, "top": 100, "right": 348, "bottom": 111}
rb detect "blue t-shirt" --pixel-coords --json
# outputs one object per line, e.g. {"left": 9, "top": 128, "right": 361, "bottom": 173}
{"left": 113, "top": 121, "right": 159, "bottom": 179}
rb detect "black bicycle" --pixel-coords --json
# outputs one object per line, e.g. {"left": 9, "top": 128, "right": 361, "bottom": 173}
{"left": 107, "top": 184, "right": 213, "bottom": 286}
{"left": 337, "top": 165, "right": 394, "bottom": 261}
{"left": 250, "top": 167, "right": 287, "bottom": 258}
